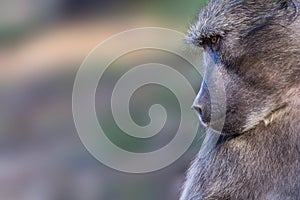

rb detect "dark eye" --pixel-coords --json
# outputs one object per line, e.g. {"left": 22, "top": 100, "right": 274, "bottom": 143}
{"left": 210, "top": 36, "right": 219, "bottom": 45}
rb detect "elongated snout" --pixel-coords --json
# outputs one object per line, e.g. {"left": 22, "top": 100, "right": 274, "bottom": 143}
{"left": 192, "top": 81, "right": 211, "bottom": 125}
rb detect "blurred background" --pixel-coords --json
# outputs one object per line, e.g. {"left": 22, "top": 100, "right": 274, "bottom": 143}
{"left": 0, "top": 0, "right": 207, "bottom": 199}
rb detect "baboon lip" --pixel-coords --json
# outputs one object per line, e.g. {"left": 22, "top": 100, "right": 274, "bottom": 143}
{"left": 199, "top": 115, "right": 226, "bottom": 132}
{"left": 198, "top": 117, "right": 209, "bottom": 128}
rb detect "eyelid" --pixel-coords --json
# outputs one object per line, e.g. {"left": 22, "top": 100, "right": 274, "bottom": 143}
{"left": 210, "top": 36, "right": 219, "bottom": 44}
{"left": 199, "top": 36, "right": 220, "bottom": 46}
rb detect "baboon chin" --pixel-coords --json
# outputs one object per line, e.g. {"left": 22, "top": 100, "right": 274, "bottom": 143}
{"left": 181, "top": 0, "right": 300, "bottom": 199}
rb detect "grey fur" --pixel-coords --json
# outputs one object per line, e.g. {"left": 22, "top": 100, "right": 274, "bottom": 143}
{"left": 181, "top": 0, "right": 300, "bottom": 199}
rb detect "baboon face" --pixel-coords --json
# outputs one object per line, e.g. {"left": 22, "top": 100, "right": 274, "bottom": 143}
{"left": 189, "top": 0, "right": 300, "bottom": 135}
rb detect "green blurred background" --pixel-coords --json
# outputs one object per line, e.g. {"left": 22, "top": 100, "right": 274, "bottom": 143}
{"left": 0, "top": 0, "right": 207, "bottom": 199}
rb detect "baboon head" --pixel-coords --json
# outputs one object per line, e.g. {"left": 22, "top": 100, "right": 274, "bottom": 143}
{"left": 189, "top": 0, "right": 300, "bottom": 135}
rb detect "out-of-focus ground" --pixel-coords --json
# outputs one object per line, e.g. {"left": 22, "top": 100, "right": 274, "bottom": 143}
{"left": 0, "top": 0, "right": 206, "bottom": 199}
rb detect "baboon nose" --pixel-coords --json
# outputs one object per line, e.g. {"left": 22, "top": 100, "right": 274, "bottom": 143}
{"left": 193, "top": 104, "right": 204, "bottom": 119}
{"left": 193, "top": 102, "right": 211, "bottom": 125}
{"left": 193, "top": 81, "right": 211, "bottom": 125}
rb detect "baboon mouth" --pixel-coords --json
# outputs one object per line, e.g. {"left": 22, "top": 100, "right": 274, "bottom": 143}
{"left": 262, "top": 104, "right": 288, "bottom": 126}
{"left": 199, "top": 115, "right": 226, "bottom": 132}
{"left": 243, "top": 104, "right": 288, "bottom": 132}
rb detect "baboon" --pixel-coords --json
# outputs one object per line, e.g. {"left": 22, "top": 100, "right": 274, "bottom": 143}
{"left": 181, "top": 0, "right": 300, "bottom": 199}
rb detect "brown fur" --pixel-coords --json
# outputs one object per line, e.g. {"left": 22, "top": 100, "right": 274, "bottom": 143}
{"left": 181, "top": 0, "right": 300, "bottom": 199}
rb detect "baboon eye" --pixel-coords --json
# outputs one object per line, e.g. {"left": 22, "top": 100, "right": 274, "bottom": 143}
{"left": 210, "top": 36, "right": 219, "bottom": 45}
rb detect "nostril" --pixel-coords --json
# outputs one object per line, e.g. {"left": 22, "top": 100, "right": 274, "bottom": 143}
{"left": 198, "top": 107, "right": 203, "bottom": 116}
{"left": 193, "top": 104, "right": 204, "bottom": 118}
{"left": 193, "top": 104, "right": 210, "bottom": 125}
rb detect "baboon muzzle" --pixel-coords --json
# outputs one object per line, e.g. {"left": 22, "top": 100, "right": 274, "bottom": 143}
{"left": 193, "top": 81, "right": 211, "bottom": 125}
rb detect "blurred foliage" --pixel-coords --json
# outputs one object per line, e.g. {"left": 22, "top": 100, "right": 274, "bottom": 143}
{"left": 0, "top": 0, "right": 208, "bottom": 44}
{"left": 0, "top": 0, "right": 209, "bottom": 199}
{"left": 143, "top": 0, "right": 208, "bottom": 18}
